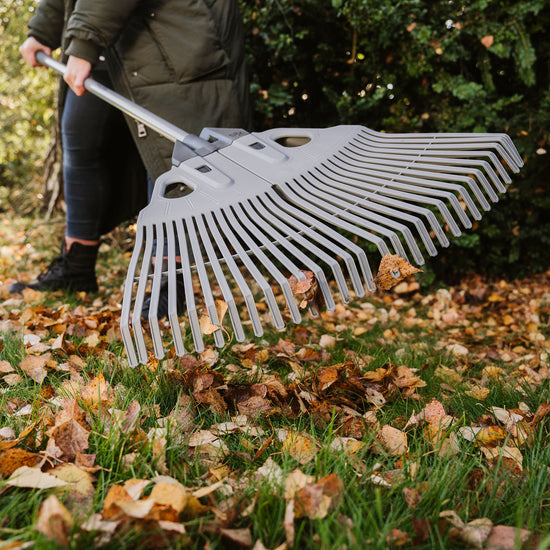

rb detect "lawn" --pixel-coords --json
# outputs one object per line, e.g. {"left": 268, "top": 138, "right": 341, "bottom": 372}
{"left": 0, "top": 216, "right": 549, "bottom": 549}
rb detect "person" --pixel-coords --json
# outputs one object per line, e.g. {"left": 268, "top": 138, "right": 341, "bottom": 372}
{"left": 10, "top": 0, "right": 251, "bottom": 317}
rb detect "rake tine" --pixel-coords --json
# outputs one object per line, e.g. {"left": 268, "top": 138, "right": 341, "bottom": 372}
{"left": 301, "top": 172, "right": 426, "bottom": 264}
{"left": 249, "top": 196, "right": 352, "bottom": 303}
{"left": 148, "top": 222, "right": 167, "bottom": 359}
{"left": 336, "top": 157, "right": 483, "bottom": 221}
{"left": 212, "top": 207, "right": 287, "bottom": 329}
{"left": 217, "top": 205, "right": 302, "bottom": 324}
{"left": 120, "top": 224, "right": 145, "bottom": 367}
{"left": 355, "top": 133, "right": 520, "bottom": 173}
{"left": 165, "top": 220, "right": 186, "bottom": 357}
{"left": 320, "top": 162, "right": 465, "bottom": 236}
{"left": 203, "top": 210, "right": 264, "bottom": 337}
{"left": 185, "top": 217, "right": 225, "bottom": 348}
{"left": 280, "top": 182, "right": 390, "bottom": 256}
{"left": 345, "top": 144, "right": 507, "bottom": 198}
{"left": 277, "top": 181, "right": 392, "bottom": 257}
{"left": 329, "top": 155, "right": 476, "bottom": 229}
{"left": 293, "top": 174, "right": 416, "bottom": 263}
{"left": 312, "top": 165, "right": 449, "bottom": 249}
{"left": 359, "top": 128, "right": 523, "bottom": 167}
{"left": 194, "top": 214, "right": 246, "bottom": 342}
{"left": 131, "top": 223, "right": 155, "bottom": 365}
{"left": 262, "top": 193, "right": 377, "bottom": 292}
{"left": 351, "top": 138, "right": 513, "bottom": 184}
{"left": 339, "top": 149, "right": 491, "bottom": 212}
{"left": 175, "top": 218, "right": 205, "bottom": 353}
{"left": 312, "top": 164, "right": 450, "bottom": 248}
{"left": 257, "top": 194, "right": 366, "bottom": 297}
{"left": 229, "top": 201, "right": 337, "bottom": 311}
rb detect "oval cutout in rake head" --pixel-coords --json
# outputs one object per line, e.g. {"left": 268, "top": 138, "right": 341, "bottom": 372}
{"left": 275, "top": 136, "right": 312, "bottom": 147}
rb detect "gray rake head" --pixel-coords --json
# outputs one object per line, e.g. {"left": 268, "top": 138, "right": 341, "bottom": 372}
{"left": 120, "top": 124, "right": 522, "bottom": 366}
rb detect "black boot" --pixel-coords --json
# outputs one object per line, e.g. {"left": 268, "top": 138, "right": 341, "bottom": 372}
{"left": 9, "top": 241, "right": 99, "bottom": 294}
{"left": 141, "top": 278, "right": 186, "bottom": 319}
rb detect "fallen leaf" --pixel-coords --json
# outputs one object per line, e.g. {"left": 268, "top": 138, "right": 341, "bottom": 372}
{"left": 284, "top": 499, "right": 295, "bottom": 547}
{"left": 282, "top": 431, "right": 317, "bottom": 464}
{"left": 7, "top": 466, "right": 68, "bottom": 489}
{"left": 374, "top": 254, "right": 422, "bottom": 290}
{"left": 376, "top": 425, "right": 408, "bottom": 456}
{"left": 285, "top": 469, "right": 315, "bottom": 499}
{"left": 387, "top": 528, "right": 411, "bottom": 546}
{"left": 35, "top": 495, "right": 73, "bottom": 547}
{"left": 459, "top": 518, "right": 493, "bottom": 548}
{"left": 218, "top": 528, "right": 253, "bottom": 547}
{"left": 485, "top": 525, "right": 532, "bottom": 550}
{"left": 256, "top": 457, "right": 284, "bottom": 487}
{"left": 481, "top": 445, "right": 523, "bottom": 470}
{"left": 50, "top": 463, "right": 95, "bottom": 515}
{"left": 49, "top": 419, "right": 90, "bottom": 461}
{"left": 3, "top": 373, "right": 23, "bottom": 386}
{"left": 19, "top": 354, "right": 50, "bottom": 383}
{"left": 149, "top": 481, "right": 188, "bottom": 513}
{"left": 0, "top": 448, "right": 41, "bottom": 477}
{"left": 319, "top": 334, "right": 337, "bottom": 349}
{"left": 465, "top": 386, "right": 490, "bottom": 400}
{"left": 0, "top": 360, "right": 14, "bottom": 373}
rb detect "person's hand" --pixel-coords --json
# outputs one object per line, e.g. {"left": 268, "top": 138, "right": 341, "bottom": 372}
{"left": 19, "top": 37, "right": 51, "bottom": 67}
{"left": 64, "top": 56, "right": 92, "bottom": 96}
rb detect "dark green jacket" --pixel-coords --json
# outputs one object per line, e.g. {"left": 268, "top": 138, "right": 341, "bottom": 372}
{"left": 28, "top": 0, "right": 251, "bottom": 232}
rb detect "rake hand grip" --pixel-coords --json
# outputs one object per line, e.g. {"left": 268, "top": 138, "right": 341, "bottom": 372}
{"left": 35, "top": 51, "right": 213, "bottom": 153}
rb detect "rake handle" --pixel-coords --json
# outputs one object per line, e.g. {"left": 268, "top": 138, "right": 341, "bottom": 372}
{"left": 35, "top": 51, "right": 212, "bottom": 153}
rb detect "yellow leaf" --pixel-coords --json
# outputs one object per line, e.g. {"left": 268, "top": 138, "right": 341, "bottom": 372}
{"left": 465, "top": 386, "right": 490, "bottom": 400}
{"left": 283, "top": 431, "right": 316, "bottom": 464}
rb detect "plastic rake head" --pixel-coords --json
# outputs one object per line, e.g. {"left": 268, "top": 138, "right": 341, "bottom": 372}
{"left": 120, "top": 125, "right": 522, "bottom": 366}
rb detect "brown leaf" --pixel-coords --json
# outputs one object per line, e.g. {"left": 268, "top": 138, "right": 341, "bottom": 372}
{"left": 317, "top": 366, "right": 339, "bottom": 392}
{"left": 50, "top": 419, "right": 90, "bottom": 461}
{"left": 0, "top": 448, "right": 41, "bottom": 477}
{"left": 35, "top": 495, "right": 73, "bottom": 547}
{"left": 0, "top": 360, "right": 14, "bottom": 373}
{"left": 80, "top": 372, "right": 113, "bottom": 411}
{"left": 376, "top": 425, "right": 408, "bottom": 456}
{"left": 19, "top": 354, "right": 51, "bottom": 383}
{"left": 3, "top": 373, "right": 23, "bottom": 386}
{"left": 485, "top": 525, "right": 532, "bottom": 550}
{"left": 458, "top": 518, "right": 493, "bottom": 548}
{"left": 193, "top": 388, "right": 227, "bottom": 416}
{"left": 533, "top": 402, "right": 550, "bottom": 425}
{"left": 199, "top": 299, "right": 228, "bottom": 334}
{"left": 387, "top": 528, "right": 411, "bottom": 546}
{"left": 295, "top": 483, "right": 330, "bottom": 519}
{"left": 218, "top": 528, "right": 253, "bottom": 548}
{"left": 374, "top": 254, "right": 422, "bottom": 291}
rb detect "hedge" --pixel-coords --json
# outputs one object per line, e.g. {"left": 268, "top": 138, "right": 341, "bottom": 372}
{"left": 1, "top": 0, "right": 549, "bottom": 280}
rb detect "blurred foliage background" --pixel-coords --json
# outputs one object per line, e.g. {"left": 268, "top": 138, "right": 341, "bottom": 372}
{"left": 1, "top": 0, "right": 549, "bottom": 280}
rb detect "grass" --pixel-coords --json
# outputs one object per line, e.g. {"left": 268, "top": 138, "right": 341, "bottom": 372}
{"left": 0, "top": 218, "right": 549, "bottom": 548}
